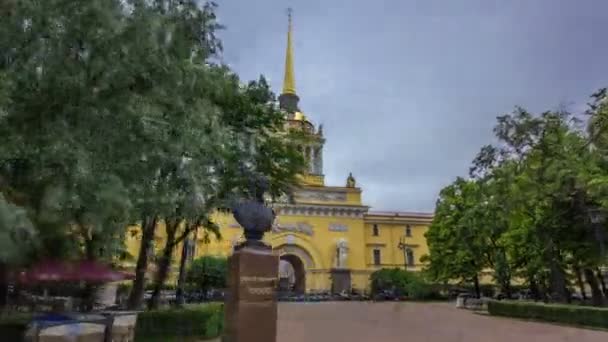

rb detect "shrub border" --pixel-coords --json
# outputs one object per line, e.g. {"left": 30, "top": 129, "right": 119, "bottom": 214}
{"left": 487, "top": 300, "right": 608, "bottom": 330}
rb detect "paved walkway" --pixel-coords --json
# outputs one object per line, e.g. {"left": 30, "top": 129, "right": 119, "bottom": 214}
{"left": 275, "top": 302, "right": 608, "bottom": 342}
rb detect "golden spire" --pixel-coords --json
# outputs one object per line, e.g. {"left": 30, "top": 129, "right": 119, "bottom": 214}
{"left": 282, "top": 8, "right": 296, "bottom": 95}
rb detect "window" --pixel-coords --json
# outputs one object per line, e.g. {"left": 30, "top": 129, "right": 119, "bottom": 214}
{"left": 406, "top": 249, "right": 415, "bottom": 267}
{"left": 372, "top": 224, "right": 379, "bottom": 236}
{"left": 405, "top": 224, "right": 412, "bottom": 237}
{"left": 373, "top": 249, "right": 381, "bottom": 265}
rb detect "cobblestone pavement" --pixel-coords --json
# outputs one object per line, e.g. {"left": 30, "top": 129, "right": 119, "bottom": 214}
{"left": 276, "top": 302, "right": 608, "bottom": 342}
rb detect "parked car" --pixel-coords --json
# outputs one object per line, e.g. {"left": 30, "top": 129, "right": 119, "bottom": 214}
{"left": 516, "top": 289, "right": 533, "bottom": 300}
{"left": 373, "top": 289, "right": 399, "bottom": 301}
{"left": 493, "top": 292, "right": 518, "bottom": 300}
{"left": 570, "top": 292, "right": 584, "bottom": 301}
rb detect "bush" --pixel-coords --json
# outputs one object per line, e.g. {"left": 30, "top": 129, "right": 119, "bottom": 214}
{"left": 487, "top": 300, "right": 608, "bottom": 329}
{"left": 0, "top": 313, "right": 32, "bottom": 342}
{"left": 370, "top": 268, "right": 444, "bottom": 300}
{"left": 135, "top": 303, "right": 223, "bottom": 341}
{"left": 187, "top": 256, "right": 228, "bottom": 291}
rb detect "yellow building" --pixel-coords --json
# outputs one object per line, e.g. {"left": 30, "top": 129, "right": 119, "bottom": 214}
{"left": 126, "top": 13, "right": 433, "bottom": 294}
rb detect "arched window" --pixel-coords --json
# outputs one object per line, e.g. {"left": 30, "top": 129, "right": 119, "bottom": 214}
{"left": 406, "top": 249, "right": 415, "bottom": 267}
{"left": 372, "top": 224, "right": 379, "bottom": 236}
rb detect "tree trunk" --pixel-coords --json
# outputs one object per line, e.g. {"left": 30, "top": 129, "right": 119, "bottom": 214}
{"left": 473, "top": 275, "right": 481, "bottom": 299}
{"left": 584, "top": 268, "right": 604, "bottom": 306}
{"left": 499, "top": 278, "right": 511, "bottom": 299}
{"left": 148, "top": 219, "right": 179, "bottom": 309}
{"left": 574, "top": 266, "right": 587, "bottom": 300}
{"left": 0, "top": 262, "right": 8, "bottom": 309}
{"left": 596, "top": 267, "right": 607, "bottom": 296}
{"left": 82, "top": 233, "right": 97, "bottom": 312}
{"left": 127, "top": 216, "right": 157, "bottom": 310}
{"left": 175, "top": 235, "right": 190, "bottom": 306}
{"left": 529, "top": 277, "right": 540, "bottom": 301}
{"left": 539, "top": 278, "right": 550, "bottom": 303}
{"left": 548, "top": 252, "right": 568, "bottom": 303}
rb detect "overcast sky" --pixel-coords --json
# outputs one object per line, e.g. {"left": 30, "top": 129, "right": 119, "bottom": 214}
{"left": 215, "top": 0, "right": 608, "bottom": 212}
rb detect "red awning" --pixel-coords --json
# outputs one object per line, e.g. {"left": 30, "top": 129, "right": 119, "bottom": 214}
{"left": 15, "top": 260, "right": 134, "bottom": 284}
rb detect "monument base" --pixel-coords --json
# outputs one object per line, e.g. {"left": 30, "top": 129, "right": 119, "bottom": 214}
{"left": 223, "top": 244, "right": 279, "bottom": 342}
{"left": 330, "top": 268, "right": 351, "bottom": 294}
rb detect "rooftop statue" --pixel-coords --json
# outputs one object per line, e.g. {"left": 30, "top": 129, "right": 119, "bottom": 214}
{"left": 346, "top": 172, "right": 356, "bottom": 188}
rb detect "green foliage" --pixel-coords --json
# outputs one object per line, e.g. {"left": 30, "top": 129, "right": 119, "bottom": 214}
{"left": 487, "top": 300, "right": 608, "bottom": 329}
{"left": 134, "top": 303, "right": 224, "bottom": 341}
{"left": 369, "top": 268, "right": 441, "bottom": 300}
{"left": 424, "top": 96, "right": 608, "bottom": 304}
{"left": 0, "top": 0, "right": 305, "bottom": 292}
{"left": 187, "top": 256, "right": 228, "bottom": 290}
{"left": 0, "top": 193, "right": 36, "bottom": 263}
{"left": 424, "top": 178, "right": 487, "bottom": 285}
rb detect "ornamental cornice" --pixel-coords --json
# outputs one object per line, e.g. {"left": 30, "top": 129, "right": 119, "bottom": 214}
{"left": 273, "top": 203, "right": 369, "bottom": 218}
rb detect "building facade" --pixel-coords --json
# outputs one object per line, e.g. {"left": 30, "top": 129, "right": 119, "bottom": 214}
{"left": 125, "top": 13, "right": 433, "bottom": 293}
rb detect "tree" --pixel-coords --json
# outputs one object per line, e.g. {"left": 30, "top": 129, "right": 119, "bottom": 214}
{"left": 146, "top": 72, "right": 307, "bottom": 309}
{"left": 425, "top": 98, "right": 608, "bottom": 305}
{"left": 0, "top": 0, "right": 139, "bottom": 262}
{"left": 0, "top": 0, "right": 303, "bottom": 312}
{"left": 423, "top": 178, "right": 488, "bottom": 297}
{"left": 0, "top": 194, "right": 37, "bottom": 306}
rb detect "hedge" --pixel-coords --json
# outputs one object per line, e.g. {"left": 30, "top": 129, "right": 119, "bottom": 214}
{"left": 487, "top": 300, "right": 608, "bottom": 329}
{"left": 0, "top": 313, "right": 32, "bottom": 342}
{"left": 135, "top": 303, "right": 224, "bottom": 341}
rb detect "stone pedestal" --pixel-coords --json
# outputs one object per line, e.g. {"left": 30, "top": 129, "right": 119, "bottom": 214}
{"left": 223, "top": 244, "right": 279, "bottom": 342}
{"left": 330, "top": 268, "right": 351, "bottom": 294}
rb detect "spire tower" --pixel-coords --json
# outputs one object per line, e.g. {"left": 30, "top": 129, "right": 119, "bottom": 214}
{"left": 282, "top": 8, "right": 296, "bottom": 95}
{"left": 279, "top": 8, "right": 300, "bottom": 115}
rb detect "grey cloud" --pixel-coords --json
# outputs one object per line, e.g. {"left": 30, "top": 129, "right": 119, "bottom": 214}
{"left": 217, "top": 0, "right": 608, "bottom": 211}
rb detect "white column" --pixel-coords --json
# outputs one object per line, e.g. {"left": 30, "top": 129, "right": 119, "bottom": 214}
{"left": 317, "top": 147, "right": 323, "bottom": 175}
{"left": 312, "top": 148, "right": 318, "bottom": 174}
{"left": 308, "top": 146, "right": 314, "bottom": 173}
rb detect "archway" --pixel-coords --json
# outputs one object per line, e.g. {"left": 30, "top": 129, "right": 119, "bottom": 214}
{"left": 279, "top": 254, "right": 306, "bottom": 294}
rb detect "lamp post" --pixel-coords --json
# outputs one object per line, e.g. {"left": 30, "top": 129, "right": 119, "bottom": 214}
{"left": 397, "top": 236, "right": 408, "bottom": 270}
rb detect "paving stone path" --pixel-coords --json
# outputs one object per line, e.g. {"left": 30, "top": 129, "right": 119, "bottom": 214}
{"left": 274, "top": 302, "right": 608, "bottom": 342}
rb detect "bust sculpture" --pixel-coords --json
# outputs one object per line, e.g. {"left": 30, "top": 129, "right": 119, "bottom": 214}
{"left": 231, "top": 174, "right": 276, "bottom": 245}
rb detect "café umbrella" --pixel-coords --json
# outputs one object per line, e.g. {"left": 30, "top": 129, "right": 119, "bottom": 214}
{"left": 17, "top": 260, "right": 134, "bottom": 284}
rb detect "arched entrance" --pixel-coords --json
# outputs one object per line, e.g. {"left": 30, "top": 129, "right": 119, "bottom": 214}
{"left": 278, "top": 254, "right": 306, "bottom": 294}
